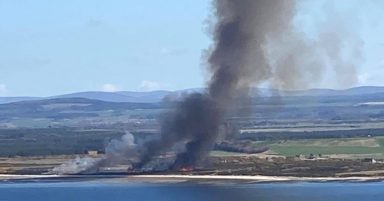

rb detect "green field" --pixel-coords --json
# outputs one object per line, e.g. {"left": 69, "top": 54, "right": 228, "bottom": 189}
{"left": 210, "top": 151, "right": 250, "bottom": 157}
{"left": 268, "top": 137, "right": 384, "bottom": 156}
{"left": 270, "top": 145, "right": 383, "bottom": 155}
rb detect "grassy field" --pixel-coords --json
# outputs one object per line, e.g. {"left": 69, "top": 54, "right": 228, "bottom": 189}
{"left": 211, "top": 137, "right": 384, "bottom": 158}
{"left": 270, "top": 145, "right": 383, "bottom": 155}
{"left": 210, "top": 151, "right": 250, "bottom": 157}
{"left": 268, "top": 137, "right": 384, "bottom": 157}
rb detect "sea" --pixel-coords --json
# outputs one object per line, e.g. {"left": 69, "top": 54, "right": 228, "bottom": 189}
{"left": 0, "top": 179, "right": 383, "bottom": 201}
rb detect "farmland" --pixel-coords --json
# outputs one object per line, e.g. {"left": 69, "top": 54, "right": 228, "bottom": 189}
{"left": 1, "top": 87, "right": 384, "bottom": 176}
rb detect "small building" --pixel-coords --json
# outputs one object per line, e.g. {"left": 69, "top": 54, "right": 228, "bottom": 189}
{"left": 87, "top": 150, "right": 98, "bottom": 157}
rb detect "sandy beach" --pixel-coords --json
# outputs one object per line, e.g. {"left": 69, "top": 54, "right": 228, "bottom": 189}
{"left": 1, "top": 174, "right": 384, "bottom": 183}
{"left": 129, "top": 174, "right": 384, "bottom": 183}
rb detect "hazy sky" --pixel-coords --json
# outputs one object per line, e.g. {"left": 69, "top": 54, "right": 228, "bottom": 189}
{"left": 0, "top": 0, "right": 384, "bottom": 96}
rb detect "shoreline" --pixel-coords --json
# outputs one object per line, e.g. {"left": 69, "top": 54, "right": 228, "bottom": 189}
{"left": 1, "top": 174, "right": 383, "bottom": 183}
{"left": 129, "top": 174, "right": 384, "bottom": 183}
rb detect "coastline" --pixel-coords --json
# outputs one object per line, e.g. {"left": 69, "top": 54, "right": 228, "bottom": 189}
{"left": 128, "top": 174, "right": 384, "bottom": 183}
{"left": 1, "top": 174, "right": 383, "bottom": 183}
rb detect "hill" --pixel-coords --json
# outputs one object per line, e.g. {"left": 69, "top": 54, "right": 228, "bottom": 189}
{"left": 1, "top": 86, "right": 384, "bottom": 104}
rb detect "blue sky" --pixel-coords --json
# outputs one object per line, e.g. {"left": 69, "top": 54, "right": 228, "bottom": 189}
{"left": 0, "top": 0, "right": 383, "bottom": 96}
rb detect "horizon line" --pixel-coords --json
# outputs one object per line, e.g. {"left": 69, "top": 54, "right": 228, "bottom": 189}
{"left": 1, "top": 85, "right": 384, "bottom": 98}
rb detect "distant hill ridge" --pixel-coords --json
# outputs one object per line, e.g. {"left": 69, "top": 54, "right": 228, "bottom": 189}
{"left": 1, "top": 86, "right": 384, "bottom": 104}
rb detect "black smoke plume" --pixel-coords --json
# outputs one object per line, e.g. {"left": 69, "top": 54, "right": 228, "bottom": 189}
{"left": 55, "top": 0, "right": 364, "bottom": 174}
{"left": 136, "top": 93, "right": 221, "bottom": 168}
{"left": 136, "top": 0, "right": 298, "bottom": 169}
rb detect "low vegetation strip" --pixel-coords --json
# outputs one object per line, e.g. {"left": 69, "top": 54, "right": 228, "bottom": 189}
{"left": 270, "top": 145, "right": 384, "bottom": 156}
{"left": 0, "top": 128, "right": 125, "bottom": 157}
{"left": 376, "top": 137, "right": 384, "bottom": 147}
{"left": 251, "top": 137, "right": 384, "bottom": 156}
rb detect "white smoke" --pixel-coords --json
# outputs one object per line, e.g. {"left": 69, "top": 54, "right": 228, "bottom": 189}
{"left": 52, "top": 131, "right": 138, "bottom": 174}
{"left": 52, "top": 156, "right": 102, "bottom": 174}
{"left": 103, "top": 132, "right": 140, "bottom": 165}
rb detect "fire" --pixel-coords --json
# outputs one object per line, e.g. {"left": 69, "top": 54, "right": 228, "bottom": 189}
{"left": 178, "top": 166, "right": 194, "bottom": 172}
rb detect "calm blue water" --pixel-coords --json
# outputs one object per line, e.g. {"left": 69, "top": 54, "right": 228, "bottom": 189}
{"left": 0, "top": 180, "right": 383, "bottom": 201}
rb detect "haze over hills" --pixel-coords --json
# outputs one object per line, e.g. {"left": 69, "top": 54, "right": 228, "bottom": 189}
{"left": 1, "top": 86, "right": 384, "bottom": 129}
{"left": 280, "top": 86, "right": 384, "bottom": 97}
{"left": 1, "top": 86, "right": 384, "bottom": 104}
{"left": 0, "top": 97, "right": 41, "bottom": 104}
{"left": 0, "top": 88, "right": 203, "bottom": 104}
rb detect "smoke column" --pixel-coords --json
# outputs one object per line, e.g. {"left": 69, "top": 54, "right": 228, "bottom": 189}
{"left": 54, "top": 0, "right": 363, "bottom": 173}
{"left": 137, "top": 0, "right": 363, "bottom": 168}
{"left": 136, "top": 0, "right": 300, "bottom": 169}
